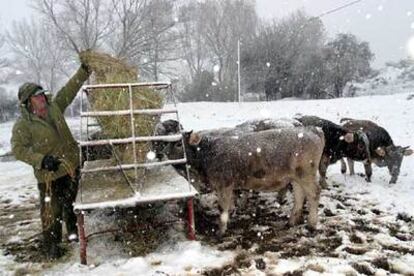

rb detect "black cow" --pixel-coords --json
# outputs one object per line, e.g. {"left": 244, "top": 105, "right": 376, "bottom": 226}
{"left": 340, "top": 118, "right": 413, "bottom": 184}
{"left": 296, "top": 115, "right": 370, "bottom": 188}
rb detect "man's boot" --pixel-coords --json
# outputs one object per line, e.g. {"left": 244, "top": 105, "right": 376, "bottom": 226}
{"left": 44, "top": 243, "right": 64, "bottom": 260}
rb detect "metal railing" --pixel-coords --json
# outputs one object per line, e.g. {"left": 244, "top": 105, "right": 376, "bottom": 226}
{"left": 78, "top": 81, "right": 192, "bottom": 193}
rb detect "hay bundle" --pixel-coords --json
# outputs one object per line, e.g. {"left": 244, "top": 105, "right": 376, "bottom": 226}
{"left": 80, "top": 51, "right": 164, "bottom": 178}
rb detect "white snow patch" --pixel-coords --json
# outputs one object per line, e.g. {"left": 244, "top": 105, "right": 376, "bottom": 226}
{"left": 54, "top": 241, "right": 234, "bottom": 275}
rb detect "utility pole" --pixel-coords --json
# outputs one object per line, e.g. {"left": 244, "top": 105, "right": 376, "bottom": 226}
{"left": 237, "top": 39, "right": 241, "bottom": 103}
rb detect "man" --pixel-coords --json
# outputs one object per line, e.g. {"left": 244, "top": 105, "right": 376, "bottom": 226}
{"left": 11, "top": 56, "right": 91, "bottom": 259}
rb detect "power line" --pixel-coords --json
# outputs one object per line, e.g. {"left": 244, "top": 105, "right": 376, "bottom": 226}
{"left": 316, "top": 0, "right": 363, "bottom": 19}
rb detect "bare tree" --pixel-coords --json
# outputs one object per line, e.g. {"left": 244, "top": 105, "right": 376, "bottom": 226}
{"left": 0, "top": 34, "right": 8, "bottom": 69}
{"left": 7, "top": 18, "right": 74, "bottom": 92}
{"left": 108, "top": 0, "right": 151, "bottom": 60}
{"left": 142, "top": 0, "right": 181, "bottom": 81}
{"left": 33, "top": 0, "right": 113, "bottom": 53}
{"left": 108, "top": 0, "right": 180, "bottom": 81}
{"left": 177, "top": 2, "right": 210, "bottom": 80}
{"left": 0, "top": 33, "right": 11, "bottom": 84}
{"left": 181, "top": 0, "right": 258, "bottom": 100}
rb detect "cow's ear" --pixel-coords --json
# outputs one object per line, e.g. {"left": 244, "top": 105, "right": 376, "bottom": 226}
{"left": 343, "top": 132, "right": 354, "bottom": 143}
{"left": 189, "top": 132, "right": 202, "bottom": 145}
{"left": 375, "top": 147, "right": 386, "bottom": 157}
{"left": 404, "top": 147, "right": 413, "bottom": 156}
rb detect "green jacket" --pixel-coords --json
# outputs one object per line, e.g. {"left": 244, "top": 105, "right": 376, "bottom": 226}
{"left": 11, "top": 66, "right": 90, "bottom": 183}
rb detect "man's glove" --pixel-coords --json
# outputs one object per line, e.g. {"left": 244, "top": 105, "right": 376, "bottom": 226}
{"left": 41, "top": 155, "right": 61, "bottom": 172}
{"left": 79, "top": 49, "right": 92, "bottom": 74}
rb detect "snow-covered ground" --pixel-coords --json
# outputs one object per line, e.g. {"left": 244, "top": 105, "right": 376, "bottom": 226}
{"left": 0, "top": 93, "right": 413, "bottom": 275}
{"left": 353, "top": 62, "right": 414, "bottom": 96}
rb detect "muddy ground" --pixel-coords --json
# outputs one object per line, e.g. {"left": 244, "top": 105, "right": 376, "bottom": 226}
{"left": 1, "top": 177, "right": 414, "bottom": 275}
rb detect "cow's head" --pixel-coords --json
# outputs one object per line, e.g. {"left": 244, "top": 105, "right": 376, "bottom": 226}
{"left": 162, "top": 130, "right": 202, "bottom": 160}
{"left": 343, "top": 130, "right": 371, "bottom": 161}
{"left": 152, "top": 119, "right": 182, "bottom": 160}
{"left": 375, "top": 145, "right": 413, "bottom": 184}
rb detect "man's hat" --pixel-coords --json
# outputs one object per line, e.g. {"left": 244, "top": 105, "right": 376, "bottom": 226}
{"left": 18, "top": 82, "right": 48, "bottom": 103}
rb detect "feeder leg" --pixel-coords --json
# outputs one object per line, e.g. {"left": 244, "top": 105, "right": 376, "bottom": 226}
{"left": 77, "top": 212, "right": 87, "bottom": 265}
{"left": 187, "top": 198, "right": 196, "bottom": 240}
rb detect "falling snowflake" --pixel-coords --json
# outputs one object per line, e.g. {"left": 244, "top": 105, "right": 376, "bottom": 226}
{"left": 211, "top": 81, "right": 217, "bottom": 86}
{"left": 248, "top": 152, "right": 252, "bottom": 156}
{"left": 411, "top": 22, "right": 414, "bottom": 29}
{"left": 213, "top": 65, "right": 220, "bottom": 72}
{"left": 266, "top": 62, "right": 271, "bottom": 67}
{"left": 298, "top": 133, "right": 304, "bottom": 138}
{"left": 256, "top": 147, "right": 262, "bottom": 153}
{"left": 257, "top": 232, "right": 262, "bottom": 237}
{"left": 146, "top": 151, "right": 156, "bottom": 160}
{"left": 9, "top": 214, "right": 14, "bottom": 219}
{"left": 45, "top": 196, "right": 51, "bottom": 203}
{"left": 407, "top": 11, "right": 412, "bottom": 17}
{"left": 377, "top": 5, "right": 383, "bottom": 11}
{"left": 365, "top": 14, "right": 372, "bottom": 20}
{"left": 174, "top": 17, "right": 179, "bottom": 22}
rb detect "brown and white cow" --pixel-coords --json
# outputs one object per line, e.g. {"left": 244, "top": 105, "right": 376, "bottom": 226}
{"left": 165, "top": 127, "right": 325, "bottom": 235}
{"left": 340, "top": 118, "right": 413, "bottom": 184}
{"left": 296, "top": 115, "right": 370, "bottom": 188}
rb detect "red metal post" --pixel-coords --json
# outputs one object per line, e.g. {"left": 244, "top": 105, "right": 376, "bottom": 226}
{"left": 187, "top": 198, "right": 196, "bottom": 240}
{"left": 77, "top": 212, "right": 87, "bottom": 265}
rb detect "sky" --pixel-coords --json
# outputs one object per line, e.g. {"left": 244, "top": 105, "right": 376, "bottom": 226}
{"left": 1, "top": 0, "right": 413, "bottom": 68}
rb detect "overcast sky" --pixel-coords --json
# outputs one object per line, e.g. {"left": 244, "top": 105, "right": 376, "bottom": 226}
{"left": 1, "top": 0, "right": 413, "bottom": 68}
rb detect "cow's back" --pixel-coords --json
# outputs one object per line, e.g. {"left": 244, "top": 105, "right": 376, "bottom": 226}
{"left": 342, "top": 119, "right": 393, "bottom": 154}
{"left": 203, "top": 127, "right": 324, "bottom": 190}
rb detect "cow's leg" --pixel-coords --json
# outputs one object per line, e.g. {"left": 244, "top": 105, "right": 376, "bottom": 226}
{"left": 340, "top": 159, "right": 347, "bottom": 174}
{"left": 347, "top": 158, "right": 355, "bottom": 175}
{"left": 277, "top": 186, "right": 289, "bottom": 205}
{"left": 288, "top": 183, "right": 305, "bottom": 227}
{"left": 301, "top": 178, "right": 321, "bottom": 231}
{"left": 216, "top": 185, "right": 234, "bottom": 235}
{"left": 363, "top": 161, "right": 372, "bottom": 182}
{"left": 318, "top": 155, "right": 329, "bottom": 189}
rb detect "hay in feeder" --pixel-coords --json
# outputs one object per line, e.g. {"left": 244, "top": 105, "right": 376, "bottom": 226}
{"left": 80, "top": 51, "right": 164, "bottom": 178}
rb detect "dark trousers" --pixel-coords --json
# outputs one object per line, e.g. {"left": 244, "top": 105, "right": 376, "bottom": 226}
{"left": 38, "top": 173, "right": 79, "bottom": 250}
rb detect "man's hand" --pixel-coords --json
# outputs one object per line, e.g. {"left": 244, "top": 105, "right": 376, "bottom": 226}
{"left": 41, "top": 155, "right": 61, "bottom": 172}
{"left": 79, "top": 49, "right": 92, "bottom": 73}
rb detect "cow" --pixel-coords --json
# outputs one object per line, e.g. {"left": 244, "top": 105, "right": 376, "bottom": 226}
{"left": 295, "top": 115, "right": 370, "bottom": 188}
{"left": 153, "top": 118, "right": 302, "bottom": 197}
{"left": 164, "top": 127, "right": 325, "bottom": 235}
{"left": 152, "top": 119, "right": 184, "bottom": 161}
{"left": 235, "top": 118, "right": 303, "bottom": 132}
{"left": 340, "top": 118, "right": 413, "bottom": 184}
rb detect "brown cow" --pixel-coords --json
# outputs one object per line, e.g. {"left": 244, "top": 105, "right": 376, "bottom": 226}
{"left": 166, "top": 127, "right": 325, "bottom": 235}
